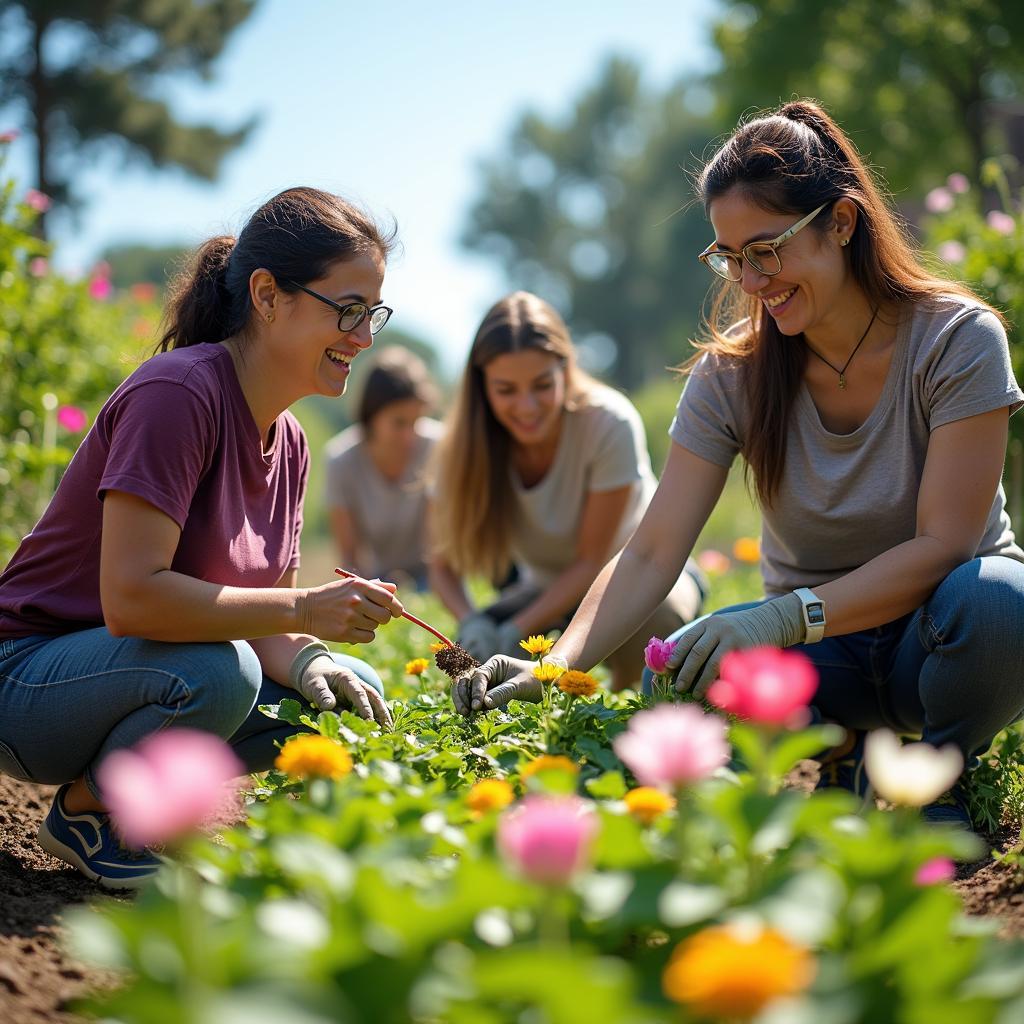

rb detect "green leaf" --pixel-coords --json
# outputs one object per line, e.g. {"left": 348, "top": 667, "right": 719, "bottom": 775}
{"left": 275, "top": 698, "right": 306, "bottom": 727}
{"left": 768, "top": 724, "right": 846, "bottom": 777}
{"left": 585, "top": 770, "right": 628, "bottom": 800}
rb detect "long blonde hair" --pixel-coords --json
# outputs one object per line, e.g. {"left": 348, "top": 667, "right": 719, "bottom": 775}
{"left": 431, "top": 291, "right": 595, "bottom": 581}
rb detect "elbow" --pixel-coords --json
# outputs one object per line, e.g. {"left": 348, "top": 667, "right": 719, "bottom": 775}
{"left": 100, "top": 579, "right": 149, "bottom": 638}
{"left": 920, "top": 533, "right": 978, "bottom": 577}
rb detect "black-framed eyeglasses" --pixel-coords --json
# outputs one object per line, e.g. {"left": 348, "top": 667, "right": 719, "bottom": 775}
{"left": 283, "top": 279, "right": 393, "bottom": 335}
{"left": 697, "top": 203, "right": 828, "bottom": 282}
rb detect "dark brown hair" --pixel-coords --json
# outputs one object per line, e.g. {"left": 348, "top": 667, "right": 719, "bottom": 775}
{"left": 693, "top": 99, "right": 995, "bottom": 505}
{"left": 158, "top": 187, "right": 396, "bottom": 351}
{"left": 357, "top": 346, "right": 439, "bottom": 428}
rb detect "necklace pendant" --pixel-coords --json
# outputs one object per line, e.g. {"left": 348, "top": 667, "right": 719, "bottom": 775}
{"left": 838, "top": 373, "right": 846, "bottom": 390}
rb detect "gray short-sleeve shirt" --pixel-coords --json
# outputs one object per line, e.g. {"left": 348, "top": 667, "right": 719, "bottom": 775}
{"left": 670, "top": 295, "right": 1024, "bottom": 595}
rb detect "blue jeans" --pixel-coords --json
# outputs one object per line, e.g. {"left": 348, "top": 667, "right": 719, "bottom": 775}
{"left": 0, "top": 627, "right": 383, "bottom": 799}
{"left": 642, "top": 556, "right": 1024, "bottom": 761}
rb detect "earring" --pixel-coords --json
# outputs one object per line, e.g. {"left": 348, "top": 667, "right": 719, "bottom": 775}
{"left": 266, "top": 313, "right": 275, "bottom": 323}
{"left": 840, "top": 238, "right": 849, "bottom": 247}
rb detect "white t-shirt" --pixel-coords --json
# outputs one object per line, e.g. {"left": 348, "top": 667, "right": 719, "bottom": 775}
{"left": 510, "top": 384, "right": 656, "bottom": 587}
{"left": 671, "top": 295, "right": 1024, "bottom": 595}
{"left": 325, "top": 417, "right": 443, "bottom": 579}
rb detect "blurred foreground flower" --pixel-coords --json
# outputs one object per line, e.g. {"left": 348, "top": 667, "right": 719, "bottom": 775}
{"left": 466, "top": 778, "right": 514, "bottom": 816}
{"left": 520, "top": 754, "right": 578, "bottom": 780}
{"left": 864, "top": 729, "right": 963, "bottom": 807}
{"left": 663, "top": 921, "right": 815, "bottom": 1019}
{"left": 614, "top": 704, "right": 729, "bottom": 788}
{"left": 520, "top": 634, "right": 554, "bottom": 657}
{"left": 732, "top": 536, "right": 760, "bottom": 563}
{"left": 57, "top": 405, "right": 88, "bottom": 433}
{"left": 557, "top": 669, "right": 598, "bottom": 697}
{"left": 405, "top": 657, "right": 429, "bottom": 676}
{"left": 915, "top": 857, "right": 956, "bottom": 886}
{"left": 708, "top": 646, "right": 817, "bottom": 727}
{"left": 498, "top": 795, "right": 597, "bottom": 885}
{"left": 275, "top": 734, "right": 353, "bottom": 781}
{"left": 97, "top": 729, "right": 243, "bottom": 848}
{"left": 624, "top": 787, "right": 675, "bottom": 824}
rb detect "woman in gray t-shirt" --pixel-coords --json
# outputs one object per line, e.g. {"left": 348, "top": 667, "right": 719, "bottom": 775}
{"left": 460, "top": 101, "right": 1024, "bottom": 832}
{"left": 429, "top": 291, "right": 705, "bottom": 691}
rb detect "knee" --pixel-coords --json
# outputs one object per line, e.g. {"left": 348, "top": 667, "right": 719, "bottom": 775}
{"left": 332, "top": 654, "right": 384, "bottom": 698}
{"left": 928, "top": 558, "right": 1024, "bottom": 650}
{"left": 193, "top": 641, "right": 262, "bottom": 729}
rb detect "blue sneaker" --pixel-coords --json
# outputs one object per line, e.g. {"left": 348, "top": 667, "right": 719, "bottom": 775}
{"left": 922, "top": 781, "right": 974, "bottom": 832}
{"left": 814, "top": 731, "right": 870, "bottom": 798}
{"left": 37, "top": 784, "right": 162, "bottom": 889}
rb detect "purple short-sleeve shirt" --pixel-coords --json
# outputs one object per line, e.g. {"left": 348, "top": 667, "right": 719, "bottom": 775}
{"left": 0, "top": 343, "right": 309, "bottom": 638}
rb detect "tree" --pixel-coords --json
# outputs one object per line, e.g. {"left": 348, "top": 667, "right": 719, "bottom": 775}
{"left": 0, "top": 0, "right": 257, "bottom": 234}
{"left": 710, "top": 0, "right": 1024, "bottom": 197}
{"left": 462, "top": 57, "right": 722, "bottom": 391}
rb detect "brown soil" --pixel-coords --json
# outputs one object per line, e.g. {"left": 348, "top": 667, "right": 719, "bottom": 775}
{"left": 1, "top": 766, "right": 1022, "bottom": 1022}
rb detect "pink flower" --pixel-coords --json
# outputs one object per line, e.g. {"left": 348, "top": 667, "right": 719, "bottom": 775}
{"left": 614, "top": 704, "right": 729, "bottom": 788}
{"left": 946, "top": 173, "right": 970, "bottom": 195}
{"left": 497, "top": 795, "right": 598, "bottom": 885}
{"left": 707, "top": 647, "right": 818, "bottom": 728}
{"left": 696, "top": 548, "right": 731, "bottom": 574}
{"left": 986, "top": 210, "right": 1015, "bottom": 236}
{"left": 28, "top": 257, "right": 49, "bottom": 277}
{"left": 0, "top": 130, "right": 18, "bottom": 143}
{"left": 57, "top": 405, "right": 88, "bottom": 432}
{"left": 924, "top": 187, "right": 954, "bottom": 214}
{"left": 88, "top": 275, "right": 113, "bottom": 301}
{"left": 645, "top": 636, "right": 676, "bottom": 675}
{"left": 937, "top": 240, "right": 966, "bottom": 264}
{"left": 24, "top": 189, "right": 51, "bottom": 212}
{"left": 914, "top": 857, "right": 956, "bottom": 887}
{"left": 97, "top": 728, "right": 243, "bottom": 848}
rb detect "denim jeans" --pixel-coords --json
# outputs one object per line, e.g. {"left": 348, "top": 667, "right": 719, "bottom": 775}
{"left": 0, "top": 626, "right": 383, "bottom": 798}
{"left": 642, "top": 556, "right": 1024, "bottom": 761}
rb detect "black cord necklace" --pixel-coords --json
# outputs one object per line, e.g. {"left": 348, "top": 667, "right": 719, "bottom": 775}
{"left": 804, "top": 307, "right": 879, "bottom": 390}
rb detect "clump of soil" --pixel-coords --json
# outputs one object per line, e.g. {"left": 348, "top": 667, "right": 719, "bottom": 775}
{"left": 434, "top": 643, "right": 479, "bottom": 680}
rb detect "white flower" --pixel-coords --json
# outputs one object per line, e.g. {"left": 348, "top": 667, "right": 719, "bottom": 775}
{"left": 863, "top": 729, "right": 963, "bottom": 807}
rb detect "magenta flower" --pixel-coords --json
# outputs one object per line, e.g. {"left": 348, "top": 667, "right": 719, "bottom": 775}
{"left": 946, "top": 173, "right": 970, "bottom": 195}
{"left": 644, "top": 636, "right": 677, "bottom": 675}
{"left": 707, "top": 647, "right": 818, "bottom": 728}
{"left": 24, "top": 189, "right": 51, "bottom": 212}
{"left": 914, "top": 857, "right": 956, "bottom": 887}
{"left": 497, "top": 795, "right": 598, "bottom": 885}
{"left": 57, "top": 405, "right": 88, "bottom": 432}
{"left": 986, "top": 210, "right": 1015, "bottom": 236}
{"left": 614, "top": 704, "right": 729, "bottom": 788}
{"left": 937, "top": 240, "right": 966, "bottom": 264}
{"left": 28, "top": 256, "right": 49, "bottom": 277}
{"left": 924, "top": 187, "right": 954, "bottom": 214}
{"left": 97, "top": 729, "right": 243, "bottom": 848}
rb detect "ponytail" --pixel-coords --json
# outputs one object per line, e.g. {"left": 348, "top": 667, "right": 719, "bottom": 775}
{"left": 158, "top": 235, "right": 237, "bottom": 351}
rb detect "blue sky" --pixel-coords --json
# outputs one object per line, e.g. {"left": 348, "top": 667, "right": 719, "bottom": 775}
{"left": 6, "top": 0, "right": 718, "bottom": 369}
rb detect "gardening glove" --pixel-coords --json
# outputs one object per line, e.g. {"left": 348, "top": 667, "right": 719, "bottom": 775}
{"left": 457, "top": 612, "right": 500, "bottom": 662}
{"left": 666, "top": 593, "right": 805, "bottom": 699}
{"left": 494, "top": 619, "right": 525, "bottom": 657}
{"left": 289, "top": 643, "right": 393, "bottom": 729}
{"left": 452, "top": 654, "right": 568, "bottom": 716}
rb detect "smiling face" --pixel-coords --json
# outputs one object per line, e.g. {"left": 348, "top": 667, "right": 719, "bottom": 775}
{"left": 707, "top": 188, "right": 855, "bottom": 340}
{"left": 482, "top": 349, "right": 567, "bottom": 447}
{"left": 278, "top": 251, "right": 386, "bottom": 399}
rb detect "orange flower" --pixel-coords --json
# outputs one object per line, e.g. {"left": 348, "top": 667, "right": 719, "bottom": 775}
{"left": 429, "top": 641, "right": 446, "bottom": 654}
{"left": 532, "top": 661, "right": 566, "bottom": 683}
{"left": 557, "top": 670, "right": 599, "bottom": 697}
{"left": 623, "top": 787, "right": 675, "bottom": 824}
{"left": 732, "top": 536, "right": 761, "bottom": 564}
{"left": 520, "top": 755, "right": 579, "bottom": 780}
{"left": 466, "top": 778, "right": 515, "bottom": 815}
{"left": 405, "top": 658, "right": 430, "bottom": 676}
{"left": 275, "top": 735, "right": 353, "bottom": 781}
{"left": 663, "top": 923, "right": 815, "bottom": 1019}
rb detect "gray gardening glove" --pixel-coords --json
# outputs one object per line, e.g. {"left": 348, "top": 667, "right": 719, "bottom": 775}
{"left": 452, "top": 654, "right": 566, "bottom": 716}
{"left": 666, "top": 593, "right": 805, "bottom": 699}
{"left": 457, "top": 612, "right": 500, "bottom": 662}
{"left": 290, "top": 644, "right": 393, "bottom": 728}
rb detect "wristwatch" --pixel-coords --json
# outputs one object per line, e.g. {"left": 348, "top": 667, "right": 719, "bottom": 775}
{"left": 793, "top": 587, "right": 826, "bottom": 644}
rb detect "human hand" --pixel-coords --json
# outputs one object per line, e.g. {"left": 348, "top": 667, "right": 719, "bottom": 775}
{"left": 301, "top": 577, "right": 403, "bottom": 645}
{"left": 451, "top": 655, "right": 550, "bottom": 716}
{"left": 666, "top": 594, "right": 804, "bottom": 699}
{"left": 293, "top": 651, "right": 393, "bottom": 728}
{"left": 457, "top": 612, "right": 499, "bottom": 662}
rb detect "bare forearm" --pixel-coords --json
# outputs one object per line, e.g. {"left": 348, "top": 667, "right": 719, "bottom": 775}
{"left": 511, "top": 558, "right": 606, "bottom": 636}
{"left": 815, "top": 535, "right": 969, "bottom": 635}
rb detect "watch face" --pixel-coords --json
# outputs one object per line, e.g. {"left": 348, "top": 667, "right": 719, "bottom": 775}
{"left": 807, "top": 604, "right": 825, "bottom": 626}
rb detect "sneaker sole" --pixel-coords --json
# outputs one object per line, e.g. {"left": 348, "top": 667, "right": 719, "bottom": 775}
{"left": 37, "top": 820, "right": 158, "bottom": 891}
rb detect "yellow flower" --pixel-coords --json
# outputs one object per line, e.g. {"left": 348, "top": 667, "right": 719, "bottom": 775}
{"left": 520, "top": 634, "right": 555, "bottom": 657}
{"left": 520, "top": 754, "right": 579, "bottom": 779}
{"left": 662, "top": 923, "right": 815, "bottom": 1019}
{"left": 532, "top": 661, "right": 566, "bottom": 683}
{"left": 405, "top": 658, "right": 430, "bottom": 676}
{"left": 466, "top": 778, "right": 515, "bottom": 816}
{"left": 557, "top": 670, "right": 599, "bottom": 697}
{"left": 732, "top": 536, "right": 761, "bottom": 563}
{"left": 624, "top": 787, "right": 676, "bottom": 824}
{"left": 429, "top": 641, "right": 446, "bottom": 654}
{"left": 275, "top": 735, "right": 353, "bottom": 781}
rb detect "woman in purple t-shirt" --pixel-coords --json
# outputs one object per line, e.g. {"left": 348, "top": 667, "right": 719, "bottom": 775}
{"left": 0, "top": 187, "right": 404, "bottom": 887}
